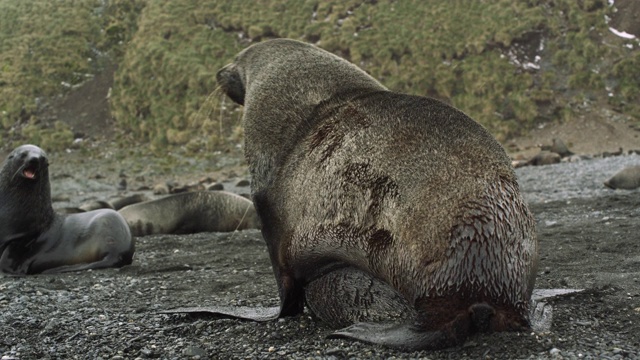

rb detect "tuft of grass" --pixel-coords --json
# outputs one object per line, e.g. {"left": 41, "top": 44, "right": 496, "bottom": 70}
{"left": 21, "top": 119, "right": 74, "bottom": 151}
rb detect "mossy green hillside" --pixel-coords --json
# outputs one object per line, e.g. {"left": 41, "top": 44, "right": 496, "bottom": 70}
{"left": 1, "top": 0, "right": 638, "bottom": 152}
{"left": 111, "top": 0, "right": 640, "bottom": 145}
{"left": 0, "top": 0, "right": 144, "bottom": 150}
{"left": 0, "top": 1, "right": 100, "bottom": 126}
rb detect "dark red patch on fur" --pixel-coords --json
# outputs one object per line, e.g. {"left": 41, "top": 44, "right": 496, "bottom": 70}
{"left": 368, "top": 228, "right": 394, "bottom": 252}
{"left": 309, "top": 104, "right": 371, "bottom": 163}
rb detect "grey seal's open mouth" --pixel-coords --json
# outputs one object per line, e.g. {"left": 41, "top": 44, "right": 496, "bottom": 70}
{"left": 21, "top": 163, "right": 38, "bottom": 180}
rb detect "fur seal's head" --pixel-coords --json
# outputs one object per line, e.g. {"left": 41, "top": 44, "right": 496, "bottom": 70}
{"left": 1, "top": 144, "right": 49, "bottom": 188}
{"left": 216, "top": 39, "right": 386, "bottom": 109}
{"left": 217, "top": 63, "right": 245, "bottom": 105}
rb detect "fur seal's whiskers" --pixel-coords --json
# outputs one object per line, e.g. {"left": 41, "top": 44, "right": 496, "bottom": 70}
{"left": 194, "top": 86, "right": 221, "bottom": 123}
{"left": 218, "top": 95, "right": 226, "bottom": 140}
{"left": 11, "top": 167, "right": 22, "bottom": 182}
{"left": 229, "top": 203, "right": 254, "bottom": 242}
{"left": 193, "top": 86, "right": 226, "bottom": 150}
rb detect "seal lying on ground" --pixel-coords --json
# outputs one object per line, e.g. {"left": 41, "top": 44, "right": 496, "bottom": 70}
{"left": 604, "top": 165, "right": 640, "bottom": 190}
{"left": 0, "top": 145, "right": 134, "bottom": 275}
{"left": 79, "top": 193, "right": 150, "bottom": 212}
{"left": 118, "top": 191, "right": 260, "bottom": 236}
{"left": 167, "top": 39, "right": 538, "bottom": 350}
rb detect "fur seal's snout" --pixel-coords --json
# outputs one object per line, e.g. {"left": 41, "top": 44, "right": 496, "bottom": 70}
{"left": 469, "top": 303, "right": 497, "bottom": 333}
{"left": 216, "top": 64, "right": 245, "bottom": 105}
{"left": 20, "top": 146, "right": 48, "bottom": 180}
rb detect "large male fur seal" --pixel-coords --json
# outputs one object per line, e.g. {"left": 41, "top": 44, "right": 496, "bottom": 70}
{"left": 0, "top": 145, "right": 134, "bottom": 275}
{"left": 169, "top": 39, "right": 538, "bottom": 350}
{"left": 118, "top": 191, "right": 261, "bottom": 236}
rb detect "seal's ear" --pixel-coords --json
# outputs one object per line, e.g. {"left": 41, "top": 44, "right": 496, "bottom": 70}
{"left": 216, "top": 65, "right": 245, "bottom": 105}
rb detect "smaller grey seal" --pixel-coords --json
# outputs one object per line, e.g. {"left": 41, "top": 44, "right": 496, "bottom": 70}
{"left": 0, "top": 145, "right": 134, "bottom": 275}
{"left": 604, "top": 165, "right": 640, "bottom": 190}
{"left": 118, "top": 191, "right": 261, "bottom": 236}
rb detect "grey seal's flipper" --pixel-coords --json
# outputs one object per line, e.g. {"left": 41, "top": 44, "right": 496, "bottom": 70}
{"left": 329, "top": 322, "right": 456, "bottom": 351}
{"left": 76, "top": 194, "right": 149, "bottom": 212}
{"left": 529, "top": 300, "right": 553, "bottom": 333}
{"left": 79, "top": 200, "right": 114, "bottom": 212}
{"left": 160, "top": 306, "right": 281, "bottom": 322}
{"left": 531, "top": 288, "right": 583, "bottom": 301}
{"left": 110, "top": 193, "right": 149, "bottom": 210}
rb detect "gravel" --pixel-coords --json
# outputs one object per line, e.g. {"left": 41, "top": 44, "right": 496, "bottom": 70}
{"left": 1, "top": 152, "right": 639, "bottom": 359}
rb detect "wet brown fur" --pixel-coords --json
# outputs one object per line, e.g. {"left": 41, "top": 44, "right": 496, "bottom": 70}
{"left": 216, "top": 39, "right": 538, "bottom": 350}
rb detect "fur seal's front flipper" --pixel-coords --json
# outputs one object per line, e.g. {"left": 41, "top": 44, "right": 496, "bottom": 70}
{"left": 160, "top": 306, "right": 281, "bottom": 322}
{"left": 329, "top": 322, "right": 456, "bottom": 351}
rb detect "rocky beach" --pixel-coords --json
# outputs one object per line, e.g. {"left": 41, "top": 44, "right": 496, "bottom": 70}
{"left": 0, "top": 148, "right": 639, "bottom": 359}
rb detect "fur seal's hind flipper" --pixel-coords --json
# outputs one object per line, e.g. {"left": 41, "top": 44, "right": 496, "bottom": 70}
{"left": 159, "top": 306, "right": 281, "bottom": 322}
{"left": 529, "top": 300, "right": 553, "bottom": 333}
{"left": 328, "top": 322, "right": 459, "bottom": 351}
{"left": 529, "top": 288, "right": 584, "bottom": 333}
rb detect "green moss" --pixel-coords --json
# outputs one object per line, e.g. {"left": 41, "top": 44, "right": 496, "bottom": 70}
{"left": 0, "top": 0, "right": 145, "bottom": 151}
{"left": 22, "top": 120, "right": 74, "bottom": 152}
{"left": 2, "top": 0, "right": 639, "bottom": 149}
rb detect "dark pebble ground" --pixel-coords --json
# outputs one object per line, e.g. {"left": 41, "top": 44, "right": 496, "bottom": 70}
{"left": 1, "top": 153, "right": 639, "bottom": 359}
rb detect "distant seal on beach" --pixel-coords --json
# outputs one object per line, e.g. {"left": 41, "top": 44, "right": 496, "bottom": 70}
{"left": 0, "top": 145, "right": 134, "bottom": 275}
{"left": 604, "top": 165, "right": 640, "bottom": 190}
{"left": 527, "top": 151, "right": 561, "bottom": 166}
{"left": 167, "top": 39, "right": 538, "bottom": 351}
{"left": 72, "top": 193, "right": 150, "bottom": 213}
{"left": 541, "top": 138, "right": 573, "bottom": 158}
{"left": 118, "top": 191, "right": 260, "bottom": 236}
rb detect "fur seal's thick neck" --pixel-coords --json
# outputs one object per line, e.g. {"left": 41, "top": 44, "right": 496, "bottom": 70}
{"left": 217, "top": 39, "right": 387, "bottom": 193}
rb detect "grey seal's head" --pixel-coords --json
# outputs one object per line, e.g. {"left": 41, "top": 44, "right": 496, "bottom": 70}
{"left": 1, "top": 144, "right": 49, "bottom": 187}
